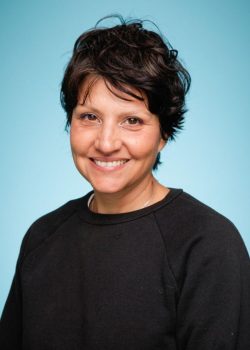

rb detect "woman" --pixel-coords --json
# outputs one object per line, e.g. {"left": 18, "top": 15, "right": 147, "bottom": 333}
{"left": 1, "top": 15, "right": 249, "bottom": 350}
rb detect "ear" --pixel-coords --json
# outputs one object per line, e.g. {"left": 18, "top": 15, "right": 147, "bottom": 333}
{"left": 157, "top": 136, "right": 167, "bottom": 153}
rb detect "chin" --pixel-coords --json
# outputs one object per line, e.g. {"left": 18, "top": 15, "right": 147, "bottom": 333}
{"left": 91, "top": 181, "right": 128, "bottom": 195}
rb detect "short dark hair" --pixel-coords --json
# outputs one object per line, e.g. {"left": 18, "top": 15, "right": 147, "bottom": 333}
{"left": 61, "top": 15, "right": 191, "bottom": 169}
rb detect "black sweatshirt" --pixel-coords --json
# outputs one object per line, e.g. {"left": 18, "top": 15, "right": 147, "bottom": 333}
{"left": 0, "top": 189, "right": 250, "bottom": 349}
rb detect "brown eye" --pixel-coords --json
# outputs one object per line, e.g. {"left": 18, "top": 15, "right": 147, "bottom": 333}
{"left": 80, "top": 113, "right": 98, "bottom": 121}
{"left": 126, "top": 117, "right": 143, "bottom": 125}
{"left": 120, "top": 116, "right": 144, "bottom": 130}
{"left": 78, "top": 113, "right": 101, "bottom": 126}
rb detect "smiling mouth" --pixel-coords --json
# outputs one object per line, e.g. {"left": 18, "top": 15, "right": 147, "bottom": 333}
{"left": 91, "top": 159, "right": 128, "bottom": 168}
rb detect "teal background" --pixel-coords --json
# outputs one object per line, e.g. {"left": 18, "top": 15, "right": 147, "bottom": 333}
{"left": 0, "top": 0, "right": 249, "bottom": 314}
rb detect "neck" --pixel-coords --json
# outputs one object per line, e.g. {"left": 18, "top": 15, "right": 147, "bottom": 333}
{"left": 90, "top": 175, "right": 169, "bottom": 214}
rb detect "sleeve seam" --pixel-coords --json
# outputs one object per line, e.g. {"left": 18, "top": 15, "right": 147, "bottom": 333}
{"left": 152, "top": 212, "right": 180, "bottom": 297}
{"left": 18, "top": 204, "right": 78, "bottom": 268}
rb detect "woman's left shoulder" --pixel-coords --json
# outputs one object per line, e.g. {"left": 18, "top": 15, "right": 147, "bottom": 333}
{"left": 156, "top": 189, "right": 248, "bottom": 256}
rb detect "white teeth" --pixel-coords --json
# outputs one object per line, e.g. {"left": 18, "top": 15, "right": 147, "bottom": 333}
{"left": 94, "top": 160, "right": 127, "bottom": 168}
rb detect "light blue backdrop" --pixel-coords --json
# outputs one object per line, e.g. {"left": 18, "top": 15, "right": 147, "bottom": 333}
{"left": 1, "top": 0, "right": 249, "bottom": 314}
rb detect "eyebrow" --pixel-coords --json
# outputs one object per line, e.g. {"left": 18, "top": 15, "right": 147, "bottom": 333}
{"left": 77, "top": 107, "right": 152, "bottom": 120}
{"left": 76, "top": 101, "right": 152, "bottom": 118}
{"left": 77, "top": 103, "right": 100, "bottom": 114}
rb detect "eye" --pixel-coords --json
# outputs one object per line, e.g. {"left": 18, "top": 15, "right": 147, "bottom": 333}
{"left": 80, "top": 113, "right": 97, "bottom": 121}
{"left": 79, "top": 113, "right": 101, "bottom": 125}
{"left": 122, "top": 117, "right": 143, "bottom": 127}
{"left": 127, "top": 117, "right": 141, "bottom": 125}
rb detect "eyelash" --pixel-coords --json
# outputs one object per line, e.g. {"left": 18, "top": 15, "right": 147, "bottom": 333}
{"left": 78, "top": 113, "right": 144, "bottom": 128}
{"left": 79, "top": 113, "right": 98, "bottom": 121}
{"left": 124, "top": 117, "right": 143, "bottom": 125}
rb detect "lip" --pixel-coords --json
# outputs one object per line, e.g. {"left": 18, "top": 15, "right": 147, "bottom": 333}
{"left": 90, "top": 158, "right": 129, "bottom": 171}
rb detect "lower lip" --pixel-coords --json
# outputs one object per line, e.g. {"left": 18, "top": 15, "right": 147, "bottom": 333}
{"left": 90, "top": 160, "right": 129, "bottom": 172}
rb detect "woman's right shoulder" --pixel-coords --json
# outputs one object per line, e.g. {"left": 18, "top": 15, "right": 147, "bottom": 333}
{"left": 18, "top": 195, "right": 87, "bottom": 264}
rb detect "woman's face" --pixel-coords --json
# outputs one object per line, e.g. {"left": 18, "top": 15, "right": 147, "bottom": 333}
{"left": 70, "top": 77, "right": 165, "bottom": 196}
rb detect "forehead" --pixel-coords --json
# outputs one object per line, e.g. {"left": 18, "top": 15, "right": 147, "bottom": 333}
{"left": 77, "top": 75, "right": 146, "bottom": 106}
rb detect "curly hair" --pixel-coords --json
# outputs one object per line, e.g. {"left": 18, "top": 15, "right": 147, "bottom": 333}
{"left": 61, "top": 15, "right": 191, "bottom": 169}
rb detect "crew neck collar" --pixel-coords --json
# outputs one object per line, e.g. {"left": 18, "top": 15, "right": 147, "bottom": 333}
{"left": 76, "top": 188, "right": 183, "bottom": 225}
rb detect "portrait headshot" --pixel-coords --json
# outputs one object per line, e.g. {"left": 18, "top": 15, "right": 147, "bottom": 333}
{"left": 0, "top": 1, "right": 250, "bottom": 349}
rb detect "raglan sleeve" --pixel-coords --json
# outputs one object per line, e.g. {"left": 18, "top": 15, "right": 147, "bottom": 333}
{"left": 175, "top": 218, "right": 250, "bottom": 350}
{"left": 0, "top": 229, "right": 31, "bottom": 349}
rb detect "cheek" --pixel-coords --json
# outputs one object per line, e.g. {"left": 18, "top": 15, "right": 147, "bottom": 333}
{"left": 127, "top": 135, "right": 162, "bottom": 159}
{"left": 70, "top": 128, "right": 91, "bottom": 154}
{"left": 70, "top": 132, "right": 80, "bottom": 155}
{"left": 70, "top": 130, "right": 79, "bottom": 150}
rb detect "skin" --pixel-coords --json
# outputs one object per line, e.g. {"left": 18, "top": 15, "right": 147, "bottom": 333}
{"left": 70, "top": 76, "right": 169, "bottom": 214}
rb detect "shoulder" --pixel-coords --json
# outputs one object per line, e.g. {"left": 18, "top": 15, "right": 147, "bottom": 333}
{"left": 18, "top": 195, "right": 88, "bottom": 264}
{"left": 154, "top": 189, "right": 250, "bottom": 290}
{"left": 155, "top": 189, "right": 249, "bottom": 269}
{"left": 156, "top": 189, "right": 242, "bottom": 241}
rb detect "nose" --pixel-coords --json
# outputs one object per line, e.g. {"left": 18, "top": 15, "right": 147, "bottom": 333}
{"left": 94, "top": 122, "right": 122, "bottom": 154}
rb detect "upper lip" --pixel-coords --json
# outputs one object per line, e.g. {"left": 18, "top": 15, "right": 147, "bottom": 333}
{"left": 90, "top": 157, "right": 129, "bottom": 162}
